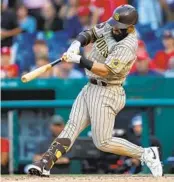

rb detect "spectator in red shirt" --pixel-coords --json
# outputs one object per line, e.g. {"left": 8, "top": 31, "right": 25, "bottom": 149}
{"left": 130, "top": 40, "right": 157, "bottom": 73}
{"left": 130, "top": 52, "right": 162, "bottom": 76}
{"left": 1, "top": 47, "right": 19, "bottom": 78}
{"left": 153, "top": 31, "right": 174, "bottom": 72}
{"left": 1, "top": 137, "right": 9, "bottom": 174}
{"left": 137, "top": 40, "right": 149, "bottom": 57}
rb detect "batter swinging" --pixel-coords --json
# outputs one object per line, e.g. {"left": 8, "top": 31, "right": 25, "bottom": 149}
{"left": 28, "top": 5, "right": 163, "bottom": 177}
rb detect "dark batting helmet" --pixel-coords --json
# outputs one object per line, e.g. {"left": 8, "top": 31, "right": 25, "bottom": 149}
{"left": 107, "top": 4, "right": 138, "bottom": 29}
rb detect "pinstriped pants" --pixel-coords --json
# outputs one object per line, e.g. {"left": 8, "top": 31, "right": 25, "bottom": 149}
{"left": 58, "top": 83, "right": 144, "bottom": 158}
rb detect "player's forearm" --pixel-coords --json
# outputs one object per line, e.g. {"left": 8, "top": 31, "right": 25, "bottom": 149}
{"left": 80, "top": 57, "right": 109, "bottom": 77}
{"left": 62, "top": 53, "right": 110, "bottom": 77}
{"left": 67, "top": 29, "right": 97, "bottom": 54}
{"left": 91, "top": 62, "right": 109, "bottom": 77}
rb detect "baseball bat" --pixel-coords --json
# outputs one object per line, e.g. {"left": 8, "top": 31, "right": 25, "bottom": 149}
{"left": 21, "top": 59, "right": 61, "bottom": 83}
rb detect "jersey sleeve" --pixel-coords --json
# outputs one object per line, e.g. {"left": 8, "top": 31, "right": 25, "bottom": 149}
{"left": 105, "top": 46, "right": 135, "bottom": 74}
{"left": 92, "top": 22, "right": 107, "bottom": 39}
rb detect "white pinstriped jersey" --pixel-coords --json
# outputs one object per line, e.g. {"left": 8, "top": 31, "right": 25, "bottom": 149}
{"left": 57, "top": 23, "right": 144, "bottom": 159}
{"left": 86, "top": 22, "right": 138, "bottom": 84}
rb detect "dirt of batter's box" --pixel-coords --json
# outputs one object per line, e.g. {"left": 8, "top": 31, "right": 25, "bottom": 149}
{"left": 1, "top": 175, "right": 174, "bottom": 182}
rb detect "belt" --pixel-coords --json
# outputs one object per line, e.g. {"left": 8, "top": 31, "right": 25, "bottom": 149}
{"left": 90, "top": 78, "right": 107, "bottom": 86}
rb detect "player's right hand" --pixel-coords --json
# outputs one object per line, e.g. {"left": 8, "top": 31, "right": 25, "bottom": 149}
{"left": 61, "top": 52, "right": 81, "bottom": 64}
{"left": 67, "top": 40, "right": 81, "bottom": 55}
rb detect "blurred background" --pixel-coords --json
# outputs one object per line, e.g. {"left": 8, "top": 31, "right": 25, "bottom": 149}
{"left": 1, "top": 0, "right": 174, "bottom": 176}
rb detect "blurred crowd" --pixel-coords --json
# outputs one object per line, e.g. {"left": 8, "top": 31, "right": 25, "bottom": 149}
{"left": 1, "top": 0, "right": 174, "bottom": 79}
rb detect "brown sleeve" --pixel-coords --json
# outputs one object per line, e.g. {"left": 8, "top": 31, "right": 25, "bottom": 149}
{"left": 76, "top": 29, "right": 97, "bottom": 47}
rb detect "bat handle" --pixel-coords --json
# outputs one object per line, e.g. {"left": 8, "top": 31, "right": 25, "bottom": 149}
{"left": 51, "top": 59, "right": 62, "bottom": 67}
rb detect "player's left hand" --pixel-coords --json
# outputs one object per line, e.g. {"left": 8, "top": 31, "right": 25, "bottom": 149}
{"left": 62, "top": 52, "right": 81, "bottom": 64}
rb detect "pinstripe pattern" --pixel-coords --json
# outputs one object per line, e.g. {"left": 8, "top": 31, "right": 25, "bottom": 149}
{"left": 58, "top": 85, "right": 90, "bottom": 150}
{"left": 87, "top": 84, "right": 143, "bottom": 158}
{"left": 58, "top": 83, "right": 144, "bottom": 158}
{"left": 56, "top": 23, "right": 144, "bottom": 160}
{"left": 86, "top": 22, "right": 138, "bottom": 85}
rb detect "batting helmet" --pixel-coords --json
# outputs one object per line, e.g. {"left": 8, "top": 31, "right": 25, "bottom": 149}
{"left": 107, "top": 4, "right": 138, "bottom": 29}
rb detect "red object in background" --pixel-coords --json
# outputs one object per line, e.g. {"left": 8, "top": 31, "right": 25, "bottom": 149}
{"left": 138, "top": 40, "right": 146, "bottom": 48}
{"left": 153, "top": 51, "right": 174, "bottom": 71}
{"left": 1, "top": 47, "right": 19, "bottom": 78}
{"left": 78, "top": 6, "right": 90, "bottom": 17}
{"left": 137, "top": 51, "right": 149, "bottom": 61}
{"left": 79, "top": 0, "right": 91, "bottom": 6}
{"left": 1, "top": 138, "right": 9, "bottom": 153}
{"left": 130, "top": 51, "right": 157, "bottom": 73}
{"left": 111, "top": 0, "right": 128, "bottom": 12}
{"left": 117, "top": 159, "right": 124, "bottom": 166}
{"left": 91, "top": 0, "right": 113, "bottom": 22}
{"left": 1, "top": 47, "right": 11, "bottom": 55}
{"left": 130, "top": 61, "right": 157, "bottom": 73}
{"left": 1, "top": 64, "right": 19, "bottom": 78}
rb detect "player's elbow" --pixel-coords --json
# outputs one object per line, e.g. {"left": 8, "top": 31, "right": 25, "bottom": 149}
{"left": 97, "top": 69, "right": 109, "bottom": 77}
{"left": 91, "top": 63, "right": 110, "bottom": 77}
{"left": 98, "top": 66, "right": 110, "bottom": 77}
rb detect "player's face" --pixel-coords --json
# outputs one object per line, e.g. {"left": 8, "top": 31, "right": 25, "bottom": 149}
{"left": 112, "top": 27, "right": 122, "bottom": 35}
{"left": 111, "top": 27, "right": 128, "bottom": 41}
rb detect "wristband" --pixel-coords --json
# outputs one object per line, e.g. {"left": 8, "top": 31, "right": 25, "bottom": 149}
{"left": 80, "top": 57, "right": 94, "bottom": 70}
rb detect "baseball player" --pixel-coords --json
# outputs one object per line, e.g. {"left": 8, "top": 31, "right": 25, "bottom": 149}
{"left": 28, "top": 5, "right": 163, "bottom": 177}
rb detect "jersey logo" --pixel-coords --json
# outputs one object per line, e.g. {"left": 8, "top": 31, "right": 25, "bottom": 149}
{"left": 96, "top": 37, "right": 109, "bottom": 58}
{"left": 110, "top": 59, "right": 120, "bottom": 68}
{"left": 114, "top": 13, "right": 120, "bottom": 21}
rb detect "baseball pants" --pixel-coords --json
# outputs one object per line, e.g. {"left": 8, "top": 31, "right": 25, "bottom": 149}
{"left": 58, "top": 83, "right": 144, "bottom": 159}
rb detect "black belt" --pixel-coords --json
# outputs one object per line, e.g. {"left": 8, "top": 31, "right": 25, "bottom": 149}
{"left": 90, "top": 78, "right": 107, "bottom": 86}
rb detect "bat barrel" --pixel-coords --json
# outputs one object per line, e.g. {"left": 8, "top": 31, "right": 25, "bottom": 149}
{"left": 21, "top": 76, "right": 28, "bottom": 83}
{"left": 21, "top": 58, "right": 61, "bottom": 83}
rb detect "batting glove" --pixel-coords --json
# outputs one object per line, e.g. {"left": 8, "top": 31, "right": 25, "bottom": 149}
{"left": 62, "top": 52, "right": 81, "bottom": 64}
{"left": 67, "top": 40, "right": 81, "bottom": 55}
